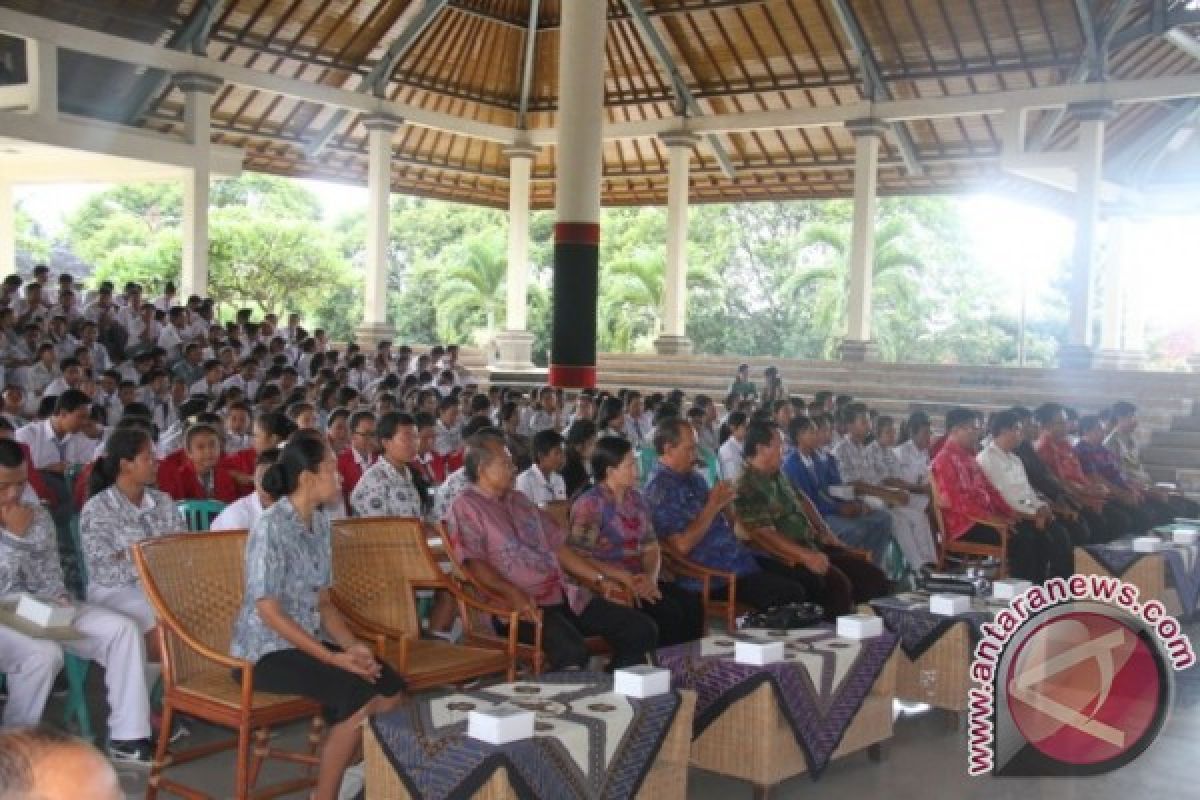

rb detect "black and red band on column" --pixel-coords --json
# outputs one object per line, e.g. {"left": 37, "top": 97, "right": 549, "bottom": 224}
{"left": 549, "top": 222, "right": 599, "bottom": 388}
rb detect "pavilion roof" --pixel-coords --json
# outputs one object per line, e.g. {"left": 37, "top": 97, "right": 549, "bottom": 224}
{"left": 9, "top": 0, "right": 1200, "bottom": 208}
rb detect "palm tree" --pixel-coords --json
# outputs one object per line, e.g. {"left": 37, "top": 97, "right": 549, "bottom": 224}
{"left": 782, "top": 217, "right": 925, "bottom": 360}
{"left": 433, "top": 232, "right": 508, "bottom": 343}
{"left": 599, "top": 249, "right": 721, "bottom": 352}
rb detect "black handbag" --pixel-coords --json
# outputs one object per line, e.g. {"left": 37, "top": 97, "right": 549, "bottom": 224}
{"left": 739, "top": 602, "right": 825, "bottom": 630}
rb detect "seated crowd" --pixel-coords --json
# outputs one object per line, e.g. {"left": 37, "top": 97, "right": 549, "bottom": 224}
{"left": 0, "top": 266, "right": 1194, "bottom": 798}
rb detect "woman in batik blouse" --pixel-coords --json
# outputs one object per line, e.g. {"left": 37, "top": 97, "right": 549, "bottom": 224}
{"left": 230, "top": 432, "right": 405, "bottom": 800}
{"left": 81, "top": 422, "right": 185, "bottom": 656}
{"left": 568, "top": 436, "right": 705, "bottom": 646}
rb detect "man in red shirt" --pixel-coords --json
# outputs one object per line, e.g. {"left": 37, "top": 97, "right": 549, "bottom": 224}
{"left": 337, "top": 410, "right": 377, "bottom": 506}
{"left": 1034, "top": 403, "right": 1130, "bottom": 543}
{"left": 932, "top": 408, "right": 1064, "bottom": 583}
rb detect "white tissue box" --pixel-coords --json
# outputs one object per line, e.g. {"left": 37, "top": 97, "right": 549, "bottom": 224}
{"left": 836, "top": 614, "right": 883, "bottom": 639}
{"left": 614, "top": 666, "right": 671, "bottom": 698}
{"left": 1173, "top": 528, "right": 1200, "bottom": 545}
{"left": 1133, "top": 536, "right": 1166, "bottom": 553}
{"left": 467, "top": 707, "right": 536, "bottom": 745}
{"left": 828, "top": 485, "right": 855, "bottom": 501}
{"left": 991, "top": 579, "right": 1033, "bottom": 600}
{"left": 15, "top": 594, "right": 75, "bottom": 628}
{"left": 734, "top": 640, "right": 785, "bottom": 665}
{"left": 930, "top": 593, "right": 971, "bottom": 616}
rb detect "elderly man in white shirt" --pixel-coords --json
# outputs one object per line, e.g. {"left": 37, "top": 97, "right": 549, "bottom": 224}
{"left": 514, "top": 430, "right": 568, "bottom": 507}
{"left": 976, "top": 410, "right": 1053, "bottom": 520}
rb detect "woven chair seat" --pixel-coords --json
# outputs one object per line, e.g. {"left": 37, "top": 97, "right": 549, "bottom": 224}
{"left": 174, "top": 669, "right": 316, "bottom": 712}
{"left": 386, "top": 638, "right": 511, "bottom": 689}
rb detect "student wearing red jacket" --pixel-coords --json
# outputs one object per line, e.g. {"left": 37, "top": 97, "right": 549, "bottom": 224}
{"left": 220, "top": 412, "right": 297, "bottom": 498}
{"left": 157, "top": 424, "right": 239, "bottom": 503}
{"left": 336, "top": 410, "right": 377, "bottom": 505}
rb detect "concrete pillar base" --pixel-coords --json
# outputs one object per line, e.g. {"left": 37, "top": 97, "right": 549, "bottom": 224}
{"left": 653, "top": 334, "right": 694, "bottom": 355}
{"left": 354, "top": 324, "right": 396, "bottom": 351}
{"left": 492, "top": 330, "right": 536, "bottom": 370}
{"left": 839, "top": 339, "right": 879, "bottom": 362}
{"left": 1058, "top": 344, "right": 1094, "bottom": 370}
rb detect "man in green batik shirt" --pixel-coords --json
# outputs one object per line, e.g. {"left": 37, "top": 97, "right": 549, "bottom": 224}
{"left": 728, "top": 363, "right": 757, "bottom": 400}
{"left": 734, "top": 420, "right": 890, "bottom": 618}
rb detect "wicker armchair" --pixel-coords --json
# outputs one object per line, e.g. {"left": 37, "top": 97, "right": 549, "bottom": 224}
{"left": 660, "top": 538, "right": 739, "bottom": 633}
{"left": 930, "top": 479, "right": 1010, "bottom": 577}
{"left": 330, "top": 517, "right": 515, "bottom": 689}
{"left": 132, "top": 530, "right": 323, "bottom": 800}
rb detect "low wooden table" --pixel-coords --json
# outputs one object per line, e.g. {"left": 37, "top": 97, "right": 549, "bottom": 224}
{"left": 657, "top": 628, "right": 898, "bottom": 799}
{"left": 1078, "top": 537, "right": 1200, "bottom": 618}
{"left": 869, "top": 593, "right": 1000, "bottom": 720}
{"left": 363, "top": 674, "right": 696, "bottom": 800}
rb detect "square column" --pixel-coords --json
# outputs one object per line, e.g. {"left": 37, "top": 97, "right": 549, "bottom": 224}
{"left": 840, "top": 118, "right": 889, "bottom": 362}
{"left": 654, "top": 130, "right": 699, "bottom": 356}
{"left": 1059, "top": 101, "right": 1117, "bottom": 370}
{"left": 175, "top": 72, "right": 223, "bottom": 299}
{"left": 494, "top": 143, "right": 539, "bottom": 370}
{"left": 356, "top": 112, "right": 402, "bottom": 349}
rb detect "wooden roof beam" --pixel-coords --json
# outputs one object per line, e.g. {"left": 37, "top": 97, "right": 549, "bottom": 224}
{"left": 516, "top": 0, "right": 540, "bottom": 130}
{"left": 121, "top": 0, "right": 226, "bottom": 125}
{"left": 620, "top": 0, "right": 737, "bottom": 178}
{"left": 1027, "top": 0, "right": 1138, "bottom": 152}
{"left": 305, "top": 0, "right": 450, "bottom": 158}
{"left": 827, "top": 0, "right": 923, "bottom": 176}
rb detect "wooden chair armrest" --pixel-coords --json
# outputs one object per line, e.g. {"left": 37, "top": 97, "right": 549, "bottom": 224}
{"left": 744, "top": 528, "right": 802, "bottom": 568}
{"left": 662, "top": 548, "right": 732, "bottom": 582}
{"left": 969, "top": 518, "right": 1012, "bottom": 535}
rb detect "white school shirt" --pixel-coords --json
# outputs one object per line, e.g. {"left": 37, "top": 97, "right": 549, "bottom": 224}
{"left": 15, "top": 419, "right": 95, "bottom": 468}
{"left": 211, "top": 493, "right": 266, "bottom": 532}
{"left": 515, "top": 465, "right": 567, "bottom": 507}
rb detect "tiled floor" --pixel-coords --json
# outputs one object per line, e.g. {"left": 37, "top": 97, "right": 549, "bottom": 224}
{"left": 34, "top": 624, "right": 1200, "bottom": 799}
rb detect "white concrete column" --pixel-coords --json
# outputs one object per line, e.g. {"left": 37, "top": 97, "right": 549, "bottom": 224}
{"left": 840, "top": 118, "right": 888, "bottom": 362}
{"left": 494, "top": 143, "right": 538, "bottom": 371}
{"left": 30, "top": 39, "right": 57, "bottom": 123}
{"left": 176, "top": 72, "right": 222, "bottom": 299}
{"left": 1060, "top": 101, "right": 1117, "bottom": 370}
{"left": 356, "top": 112, "right": 402, "bottom": 348}
{"left": 654, "top": 130, "right": 699, "bottom": 356}
{"left": 0, "top": 182, "right": 14, "bottom": 278}
{"left": 1095, "top": 215, "right": 1126, "bottom": 369}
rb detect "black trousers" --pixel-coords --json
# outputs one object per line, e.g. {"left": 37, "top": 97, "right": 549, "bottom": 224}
{"left": 1167, "top": 493, "right": 1200, "bottom": 519}
{"left": 510, "top": 597, "right": 658, "bottom": 672}
{"left": 640, "top": 582, "right": 706, "bottom": 646}
{"left": 755, "top": 550, "right": 889, "bottom": 619}
{"left": 960, "top": 520, "right": 1073, "bottom": 583}
{"left": 725, "top": 567, "right": 810, "bottom": 611}
{"left": 243, "top": 645, "right": 405, "bottom": 725}
{"left": 1057, "top": 512, "right": 1091, "bottom": 546}
{"left": 1079, "top": 502, "right": 1131, "bottom": 544}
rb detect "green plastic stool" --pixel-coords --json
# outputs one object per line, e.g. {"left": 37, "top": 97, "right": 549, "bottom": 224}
{"left": 63, "top": 653, "right": 93, "bottom": 741}
{"left": 177, "top": 499, "right": 227, "bottom": 532}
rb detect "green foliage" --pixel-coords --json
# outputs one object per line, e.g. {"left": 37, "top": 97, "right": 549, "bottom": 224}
{"left": 41, "top": 173, "right": 1064, "bottom": 367}
{"left": 14, "top": 202, "right": 51, "bottom": 263}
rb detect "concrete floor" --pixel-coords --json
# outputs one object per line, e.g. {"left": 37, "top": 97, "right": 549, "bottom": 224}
{"left": 36, "top": 623, "right": 1200, "bottom": 800}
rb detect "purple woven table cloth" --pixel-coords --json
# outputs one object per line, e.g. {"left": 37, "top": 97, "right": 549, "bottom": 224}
{"left": 1085, "top": 538, "right": 1200, "bottom": 618}
{"left": 656, "top": 626, "right": 897, "bottom": 778}
{"left": 870, "top": 592, "right": 999, "bottom": 660}
{"left": 369, "top": 672, "right": 682, "bottom": 800}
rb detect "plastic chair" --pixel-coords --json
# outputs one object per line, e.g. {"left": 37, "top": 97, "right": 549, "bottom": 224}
{"left": 176, "top": 499, "right": 227, "bottom": 532}
{"left": 638, "top": 446, "right": 658, "bottom": 488}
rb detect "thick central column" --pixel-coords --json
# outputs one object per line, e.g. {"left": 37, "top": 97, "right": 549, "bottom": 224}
{"left": 176, "top": 72, "right": 222, "bottom": 299}
{"left": 840, "top": 118, "right": 888, "bottom": 362}
{"left": 654, "top": 130, "right": 699, "bottom": 355}
{"left": 494, "top": 143, "right": 539, "bottom": 370}
{"left": 1060, "top": 101, "right": 1116, "bottom": 370}
{"left": 357, "top": 112, "right": 402, "bottom": 348}
{"left": 549, "top": 0, "right": 607, "bottom": 388}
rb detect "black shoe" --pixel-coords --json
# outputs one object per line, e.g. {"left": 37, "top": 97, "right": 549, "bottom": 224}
{"left": 108, "top": 738, "right": 154, "bottom": 767}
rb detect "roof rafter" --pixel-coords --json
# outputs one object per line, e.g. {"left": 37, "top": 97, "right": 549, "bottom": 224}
{"left": 305, "top": 0, "right": 450, "bottom": 158}
{"left": 620, "top": 0, "right": 737, "bottom": 179}
{"left": 827, "top": 0, "right": 924, "bottom": 176}
{"left": 515, "top": 0, "right": 540, "bottom": 130}
{"left": 121, "top": 0, "right": 226, "bottom": 125}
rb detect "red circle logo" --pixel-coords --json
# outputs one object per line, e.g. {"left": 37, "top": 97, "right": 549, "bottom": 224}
{"left": 1005, "top": 611, "right": 1162, "bottom": 767}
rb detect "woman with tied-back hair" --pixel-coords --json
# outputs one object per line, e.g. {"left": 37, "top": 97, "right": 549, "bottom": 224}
{"left": 81, "top": 423, "right": 185, "bottom": 651}
{"left": 230, "top": 434, "right": 405, "bottom": 800}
